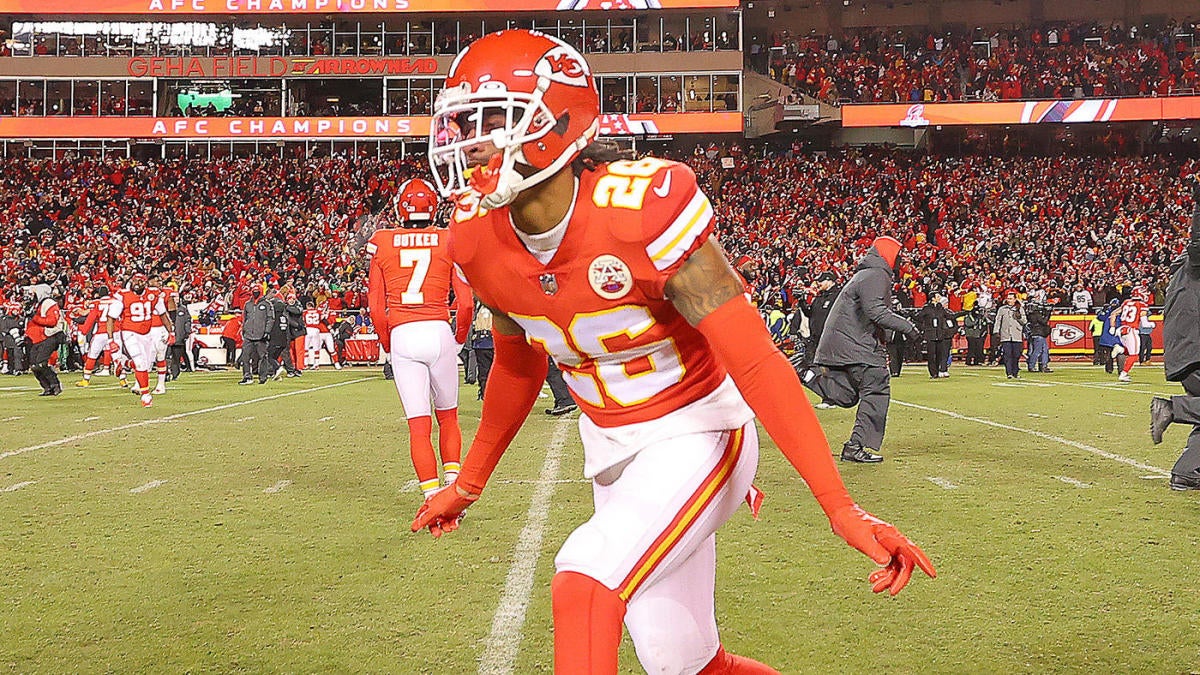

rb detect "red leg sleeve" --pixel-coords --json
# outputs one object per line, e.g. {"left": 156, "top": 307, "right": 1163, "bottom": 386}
{"left": 696, "top": 296, "right": 853, "bottom": 518}
{"left": 455, "top": 330, "right": 547, "bottom": 495}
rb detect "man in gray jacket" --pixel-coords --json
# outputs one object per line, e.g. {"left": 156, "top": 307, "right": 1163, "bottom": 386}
{"left": 992, "top": 291, "right": 1027, "bottom": 379}
{"left": 169, "top": 302, "right": 192, "bottom": 380}
{"left": 1152, "top": 176, "right": 1200, "bottom": 490}
{"left": 799, "top": 236, "right": 921, "bottom": 463}
{"left": 239, "top": 287, "right": 274, "bottom": 385}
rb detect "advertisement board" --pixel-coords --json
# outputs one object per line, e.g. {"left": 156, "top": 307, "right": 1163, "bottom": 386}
{"left": 0, "top": 112, "right": 741, "bottom": 139}
{"left": 0, "top": 0, "right": 739, "bottom": 14}
{"left": 842, "top": 97, "right": 1200, "bottom": 128}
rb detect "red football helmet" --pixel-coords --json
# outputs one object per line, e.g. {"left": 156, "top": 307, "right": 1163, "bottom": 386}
{"left": 1131, "top": 287, "right": 1149, "bottom": 303}
{"left": 393, "top": 178, "right": 439, "bottom": 224}
{"left": 428, "top": 29, "right": 600, "bottom": 208}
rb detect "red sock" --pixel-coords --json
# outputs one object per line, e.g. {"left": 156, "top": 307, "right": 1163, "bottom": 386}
{"left": 102, "top": 352, "right": 111, "bottom": 367}
{"left": 407, "top": 416, "right": 438, "bottom": 492}
{"left": 434, "top": 408, "right": 462, "bottom": 467}
{"left": 84, "top": 357, "right": 97, "bottom": 372}
{"left": 1123, "top": 357, "right": 1135, "bottom": 373}
{"left": 156, "top": 361, "right": 167, "bottom": 377}
{"left": 135, "top": 370, "right": 150, "bottom": 390}
{"left": 552, "top": 571, "right": 626, "bottom": 675}
{"left": 698, "top": 646, "right": 779, "bottom": 675}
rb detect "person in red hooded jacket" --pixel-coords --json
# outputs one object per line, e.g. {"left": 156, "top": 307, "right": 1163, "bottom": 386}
{"left": 798, "top": 236, "right": 922, "bottom": 463}
{"left": 23, "top": 287, "right": 65, "bottom": 396}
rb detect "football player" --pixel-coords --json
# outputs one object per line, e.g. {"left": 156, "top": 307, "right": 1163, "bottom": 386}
{"left": 302, "top": 302, "right": 343, "bottom": 370}
{"left": 147, "top": 273, "right": 176, "bottom": 394}
{"left": 1114, "top": 287, "right": 1153, "bottom": 383}
{"left": 368, "top": 178, "right": 474, "bottom": 498}
{"left": 413, "top": 30, "right": 934, "bottom": 674}
{"left": 76, "top": 285, "right": 118, "bottom": 387}
{"left": 107, "top": 272, "right": 171, "bottom": 407}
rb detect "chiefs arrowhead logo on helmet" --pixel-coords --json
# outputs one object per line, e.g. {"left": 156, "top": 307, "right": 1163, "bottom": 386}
{"left": 428, "top": 29, "right": 600, "bottom": 209}
{"left": 393, "top": 178, "right": 440, "bottom": 225}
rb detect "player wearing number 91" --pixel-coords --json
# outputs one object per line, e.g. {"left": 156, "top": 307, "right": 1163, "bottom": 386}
{"left": 367, "top": 177, "right": 474, "bottom": 499}
{"left": 106, "top": 272, "right": 172, "bottom": 408}
{"left": 414, "top": 29, "right": 935, "bottom": 675}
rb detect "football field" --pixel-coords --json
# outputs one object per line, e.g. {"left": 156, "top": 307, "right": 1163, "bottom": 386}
{"left": 1, "top": 364, "right": 1198, "bottom": 673}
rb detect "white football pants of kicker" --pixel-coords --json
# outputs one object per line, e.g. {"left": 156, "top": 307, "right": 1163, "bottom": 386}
{"left": 389, "top": 320, "right": 460, "bottom": 419}
{"left": 85, "top": 333, "right": 111, "bottom": 360}
{"left": 555, "top": 421, "right": 759, "bottom": 675}
{"left": 119, "top": 331, "right": 157, "bottom": 372}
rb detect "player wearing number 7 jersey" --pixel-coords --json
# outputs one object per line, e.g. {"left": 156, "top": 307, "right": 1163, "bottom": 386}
{"left": 368, "top": 177, "right": 474, "bottom": 498}
{"left": 413, "top": 30, "right": 935, "bottom": 675}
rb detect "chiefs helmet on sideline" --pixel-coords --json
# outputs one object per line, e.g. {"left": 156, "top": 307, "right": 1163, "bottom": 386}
{"left": 392, "top": 178, "right": 440, "bottom": 225}
{"left": 1131, "top": 287, "right": 1150, "bottom": 303}
{"left": 428, "top": 29, "right": 601, "bottom": 208}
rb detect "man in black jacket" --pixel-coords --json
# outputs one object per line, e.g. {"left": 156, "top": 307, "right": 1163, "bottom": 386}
{"left": 802, "top": 272, "right": 840, "bottom": 363}
{"left": 240, "top": 287, "right": 274, "bottom": 385}
{"left": 266, "top": 289, "right": 300, "bottom": 379}
{"left": 915, "top": 292, "right": 958, "bottom": 378}
{"left": 1151, "top": 176, "right": 1200, "bottom": 490}
{"left": 800, "top": 237, "right": 921, "bottom": 463}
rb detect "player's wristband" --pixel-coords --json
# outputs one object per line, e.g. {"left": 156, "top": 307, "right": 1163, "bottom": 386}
{"left": 696, "top": 295, "right": 854, "bottom": 518}
{"left": 456, "top": 331, "right": 549, "bottom": 495}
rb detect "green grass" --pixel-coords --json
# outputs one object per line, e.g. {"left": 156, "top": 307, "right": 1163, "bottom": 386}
{"left": 1, "top": 364, "right": 1198, "bottom": 673}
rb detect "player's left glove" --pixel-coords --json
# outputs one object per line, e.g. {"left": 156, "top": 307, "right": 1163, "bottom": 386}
{"left": 166, "top": 333, "right": 176, "bottom": 346}
{"left": 828, "top": 504, "right": 936, "bottom": 596}
{"left": 411, "top": 484, "right": 479, "bottom": 538}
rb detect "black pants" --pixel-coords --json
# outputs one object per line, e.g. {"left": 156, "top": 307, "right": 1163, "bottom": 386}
{"left": 966, "top": 336, "right": 986, "bottom": 366}
{"left": 1097, "top": 344, "right": 1114, "bottom": 373}
{"left": 1139, "top": 333, "right": 1153, "bottom": 364}
{"left": 926, "top": 339, "right": 950, "bottom": 377}
{"left": 1092, "top": 339, "right": 1105, "bottom": 366}
{"left": 242, "top": 339, "right": 269, "bottom": 381}
{"left": 169, "top": 344, "right": 189, "bottom": 379}
{"left": 1170, "top": 371, "right": 1200, "bottom": 477}
{"left": 267, "top": 338, "right": 297, "bottom": 375}
{"left": 546, "top": 357, "right": 572, "bottom": 407}
{"left": 886, "top": 341, "right": 905, "bottom": 377}
{"left": 1000, "top": 340, "right": 1023, "bottom": 377}
{"left": 475, "top": 347, "right": 494, "bottom": 397}
{"left": 1, "top": 337, "right": 23, "bottom": 372}
{"left": 222, "top": 337, "right": 238, "bottom": 367}
{"left": 803, "top": 363, "right": 891, "bottom": 451}
{"left": 28, "top": 336, "right": 62, "bottom": 394}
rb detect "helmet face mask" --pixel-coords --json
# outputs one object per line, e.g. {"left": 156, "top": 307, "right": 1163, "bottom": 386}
{"left": 428, "top": 30, "right": 600, "bottom": 209}
{"left": 392, "top": 178, "right": 440, "bottom": 225}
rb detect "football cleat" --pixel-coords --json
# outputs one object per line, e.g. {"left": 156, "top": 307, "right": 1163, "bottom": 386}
{"left": 118, "top": 377, "right": 129, "bottom": 388}
{"left": 152, "top": 385, "right": 166, "bottom": 395}
{"left": 75, "top": 379, "right": 90, "bottom": 388}
{"left": 140, "top": 393, "right": 153, "bottom": 408}
{"left": 1118, "top": 372, "right": 1132, "bottom": 383}
{"left": 334, "top": 362, "right": 343, "bottom": 370}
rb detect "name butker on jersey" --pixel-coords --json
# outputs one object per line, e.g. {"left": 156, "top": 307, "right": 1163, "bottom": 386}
{"left": 449, "top": 158, "right": 725, "bottom": 428}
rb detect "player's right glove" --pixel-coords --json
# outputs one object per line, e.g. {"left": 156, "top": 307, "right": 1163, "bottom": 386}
{"left": 411, "top": 484, "right": 478, "bottom": 538}
{"left": 106, "top": 341, "right": 119, "bottom": 355}
{"left": 828, "top": 504, "right": 936, "bottom": 596}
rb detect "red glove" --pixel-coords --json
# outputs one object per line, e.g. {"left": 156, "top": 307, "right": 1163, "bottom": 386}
{"left": 167, "top": 333, "right": 176, "bottom": 346}
{"left": 411, "top": 485, "right": 478, "bottom": 538}
{"left": 829, "top": 505, "right": 936, "bottom": 596}
{"left": 106, "top": 341, "right": 119, "bottom": 355}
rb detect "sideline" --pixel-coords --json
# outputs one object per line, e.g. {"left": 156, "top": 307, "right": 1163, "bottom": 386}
{"left": 478, "top": 417, "right": 575, "bottom": 675}
{"left": 1, "top": 378, "right": 373, "bottom": 461}
{"left": 892, "top": 399, "right": 1170, "bottom": 478}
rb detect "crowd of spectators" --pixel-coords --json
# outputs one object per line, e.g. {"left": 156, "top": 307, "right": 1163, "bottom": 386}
{"left": 0, "top": 154, "right": 427, "bottom": 318}
{"left": 765, "top": 20, "right": 1200, "bottom": 104}
{"left": 2, "top": 145, "right": 1195, "bottom": 325}
{"left": 684, "top": 144, "right": 1196, "bottom": 312}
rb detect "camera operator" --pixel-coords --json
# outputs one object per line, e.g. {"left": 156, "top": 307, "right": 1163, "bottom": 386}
{"left": 1151, "top": 176, "right": 1200, "bottom": 490}
{"left": 169, "top": 301, "right": 193, "bottom": 380}
{"left": 332, "top": 316, "right": 355, "bottom": 368}
{"left": 1025, "top": 297, "right": 1053, "bottom": 373}
{"left": 0, "top": 300, "right": 25, "bottom": 375}
{"left": 962, "top": 305, "right": 990, "bottom": 366}
{"left": 23, "top": 286, "right": 64, "bottom": 396}
{"left": 915, "top": 291, "right": 957, "bottom": 379}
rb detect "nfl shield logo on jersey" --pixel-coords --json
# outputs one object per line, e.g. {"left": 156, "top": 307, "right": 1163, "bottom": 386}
{"left": 588, "top": 254, "right": 633, "bottom": 300}
{"left": 539, "top": 273, "right": 559, "bottom": 295}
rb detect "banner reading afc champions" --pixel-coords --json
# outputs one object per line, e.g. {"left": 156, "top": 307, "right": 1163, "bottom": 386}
{"left": 843, "top": 96, "right": 1200, "bottom": 128}
{"left": 0, "top": 112, "right": 740, "bottom": 139}
{"left": 0, "top": 0, "right": 738, "bottom": 14}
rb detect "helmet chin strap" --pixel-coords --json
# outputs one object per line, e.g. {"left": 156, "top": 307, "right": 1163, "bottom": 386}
{"left": 479, "top": 118, "right": 598, "bottom": 210}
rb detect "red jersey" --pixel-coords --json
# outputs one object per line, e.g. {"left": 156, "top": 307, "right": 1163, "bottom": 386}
{"left": 108, "top": 289, "right": 166, "bottom": 335}
{"left": 79, "top": 298, "right": 112, "bottom": 336}
{"left": 448, "top": 157, "right": 723, "bottom": 428}
{"left": 1116, "top": 299, "right": 1149, "bottom": 335}
{"left": 303, "top": 309, "right": 323, "bottom": 329}
{"left": 367, "top": 227, "right": 455, "bottom": 325}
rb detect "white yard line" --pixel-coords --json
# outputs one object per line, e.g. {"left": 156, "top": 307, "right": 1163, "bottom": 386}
{"left": 264, "top": 480, "right": 292, "bottom": 494}
{"left": 925, "top": 476, "right": 959, "bottom": 490}
{"left": 1102, "top": 412, "right": 1127, "bottom": 418}
{"left": 130, "top": 479, "right": 167, "bottom": 494}
{"left": 893, "top": 399, "right": 1171, "bottom": 478}
{"left": 962, "top": 370, "right": 1176, "bottom": 398}
{"left": 2, "top": 416, "right": 24, "bottom": 422}
{"left": 1, "top": 378, "right": 371, "bottom": 461}
{"left": 1, "top": 480, "right": 36, "bottom": 492}
{"left": 234, "top": 416, "right": 256, "bottom": 423}
{"left": 478, "top": 418, "right": 574, "bottom": 675}
{"left": 497, "top": 478, "right": 589, "bottom": 485}
{"left": 1054, "top": 476, "right": 1092, "bottom": 488}
{"left": 318, "top": 416, "right": 334, "bottom": 422}
{"left": 1027, "top": 413, "right": 1048, "bottom": 419}
{"left": 79, "top": 416, "right": 100, "bottom": 422}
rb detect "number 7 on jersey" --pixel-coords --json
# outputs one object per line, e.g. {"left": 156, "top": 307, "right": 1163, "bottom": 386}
{"left": 400, "top": 248, "right": 432, "bottom": 305}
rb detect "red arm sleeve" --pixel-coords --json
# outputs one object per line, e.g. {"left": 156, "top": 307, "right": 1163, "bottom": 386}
{"left": 32, "top": 302, "right": 59, "bottom": 327}
{"left": 80, "top": 308, "right": 100, "bottom": 335}
{"left": 456, "top": 331, "right": 549, "bottom": 495}
{"left": 366, "top": 257, "right": 390, "bottom": 351}
{"left": 696, "top": 295, "right": 854, "bottom": 518}
{"left": 451, "top": 274, "right": 473, "bottom": 345}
